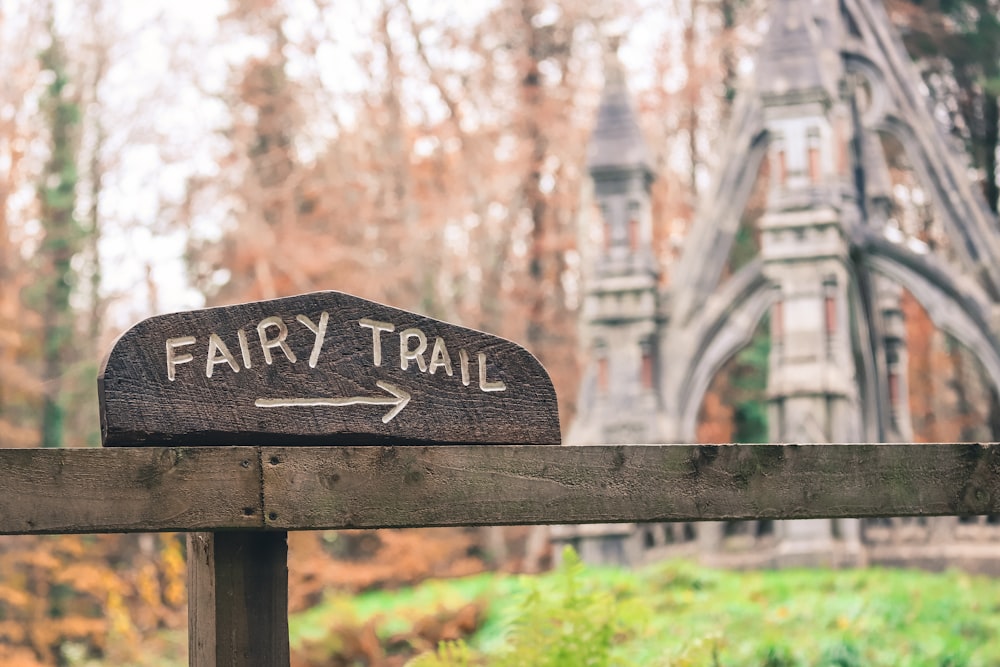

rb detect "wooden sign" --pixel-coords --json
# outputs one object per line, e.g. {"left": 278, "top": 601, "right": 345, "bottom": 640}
{"left": 99, "top": 291, "right": 560, "bottom": 446}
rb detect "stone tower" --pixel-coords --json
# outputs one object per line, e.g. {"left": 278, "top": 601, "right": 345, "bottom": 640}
{"left": 568, "top": 43, "right": 664, "bottom": 448}
{"left": 553, "top": 45, "right": 668, "bottom": 566}
{"left": 556, "top": 0, "right": 1000, "bottom": 571}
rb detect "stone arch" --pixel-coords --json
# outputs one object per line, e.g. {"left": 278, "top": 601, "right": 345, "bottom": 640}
{"left": 842, "top": 51, "right": 892, "bottom": 128}
{"left": 670, "top": 115, "right": 770, "bottom": 325}
{"left": 675, "top": 262, "right": 777, "bottom": 441}
{"left": 865, "top": 238, "right": 1000, "bottom": 396}
{"left": 848, "top": 269, "right": 886, "bottom": 442}
{"left": 875, "top": 115, "right": 987, "bottom": 269}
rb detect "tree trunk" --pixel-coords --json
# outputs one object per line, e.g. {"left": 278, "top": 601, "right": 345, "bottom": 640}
{"left": 38, "top": 25, "right": 82, "bottom": 448}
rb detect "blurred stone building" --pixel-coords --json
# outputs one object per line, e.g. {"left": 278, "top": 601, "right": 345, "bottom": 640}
{"left": 552, "top": 0, "right": 1000, "bottom": 572}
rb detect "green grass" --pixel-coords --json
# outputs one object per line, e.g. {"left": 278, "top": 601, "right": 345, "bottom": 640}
{"left": 291, "top": 550, "right": 1000, "bottom": 666}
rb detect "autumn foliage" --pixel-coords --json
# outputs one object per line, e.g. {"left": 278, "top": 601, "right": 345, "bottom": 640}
{"left": 2, "top": 0, "right": 1000, "bottom": 663}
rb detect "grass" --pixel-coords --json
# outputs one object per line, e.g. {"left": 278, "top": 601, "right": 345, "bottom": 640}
{"left": 290, "top": 554, "right": 1000, "bottom": 666}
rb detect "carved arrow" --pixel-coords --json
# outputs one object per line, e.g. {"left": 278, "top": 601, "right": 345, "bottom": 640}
{"left": 255, "top": 380, "right": 412, "bottom": 424}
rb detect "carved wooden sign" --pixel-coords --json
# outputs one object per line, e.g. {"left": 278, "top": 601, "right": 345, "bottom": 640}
{"left": 99, "top": 291, "right": 560, "bottom": 446}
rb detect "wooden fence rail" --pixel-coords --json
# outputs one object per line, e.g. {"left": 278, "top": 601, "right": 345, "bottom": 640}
{"left": 2, "top": 442, "right": 998, "bottom": 666}
{"left": 2, "top": 443, "right": 998, "bottom": 535}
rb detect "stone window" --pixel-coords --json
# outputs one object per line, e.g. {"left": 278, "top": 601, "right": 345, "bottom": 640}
{"left": 772, "top": 133, "right": 787, "bottom": 186}
{"left": 628, "top": 200, "right": 641, "bottom": 251}
{"left": 595, "top": 342, "right": 609, "bottom": 394}
{"left": 823, "top": 275, "right": 838, "bottom": 361}
{"left": 772, "top": 298, "right": 784, "bottom": 346}
{"left": 640, "top": 337, "right": 655, "bottom": 390}
{"left": 807, "top": 126, "right": 822, "bottom": 184}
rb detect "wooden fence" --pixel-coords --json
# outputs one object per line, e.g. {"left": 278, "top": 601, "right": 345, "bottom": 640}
{"left": 2, "top": 442, "right": 999, "bottom": 665}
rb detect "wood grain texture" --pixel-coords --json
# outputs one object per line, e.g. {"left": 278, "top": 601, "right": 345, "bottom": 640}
{"left": 187, "top": 533, "right": 218, "bottom": 666}
{"left": 0, "top": 443, "right": 997, "bottom": 534}
{"left": 0, "top": 447, "right": 262, "bottom": 534}
{"left": 99, "top": 291, "right": 560, "bottom": 446}
{"left": 260, "top": 443, "right": 1000, "bottom": 529}
{"left": 188, "top": 532, "right": 289, "bottom": 667}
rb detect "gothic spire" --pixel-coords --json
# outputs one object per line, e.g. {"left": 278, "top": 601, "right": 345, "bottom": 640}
{"left": 755, "top": 0, "right": 838, "bottom": 102}
{"left": 587, "top": 38, "right": 653, "bottom": 174}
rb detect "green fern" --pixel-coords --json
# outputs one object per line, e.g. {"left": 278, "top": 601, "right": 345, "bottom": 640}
{"left": 409, "top": 546, "right": 647, "bottom": 666}
{"left": 406, "top": 640, "right": 475, "bottom": 667}
{"left": 499, "top": 547, "right": 622, "bottom": 667}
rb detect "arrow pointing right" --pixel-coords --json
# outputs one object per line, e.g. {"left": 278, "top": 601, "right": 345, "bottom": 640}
{"left": 254, "top": 380, "right": 412, "bottom": 423}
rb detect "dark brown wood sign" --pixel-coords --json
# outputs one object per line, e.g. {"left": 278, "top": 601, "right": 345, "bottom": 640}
{"left": 99, "top": 291, "right": 560, "bottom": 446}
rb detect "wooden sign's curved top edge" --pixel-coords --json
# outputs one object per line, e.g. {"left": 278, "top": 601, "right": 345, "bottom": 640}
{"left": 100, "top": 290, "right": 554, "bottom": 380}
{"left": 98, "top": 290, "right": 561, "bottom": 446}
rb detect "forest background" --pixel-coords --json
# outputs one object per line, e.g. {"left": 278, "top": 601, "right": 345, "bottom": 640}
{"left": 2, "top": 0, "right": 1000, "bottom": 664}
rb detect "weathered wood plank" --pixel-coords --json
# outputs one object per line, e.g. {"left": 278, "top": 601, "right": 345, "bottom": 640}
{"left": 188, "top": 531, "right": 289, "bottom": 667}
{"left": 99, "top": 291, "right": 559, "bottom": 446}
{"left": 0, "top": 447, "right": 262, "bottom": 534}
{"left": 261, "top": 443, "right": 1000, "bottom": 529}
{"left": 0, "top": 443, "right": 997, "bottom": 534}
{"left": 187, "top": 533, "right": 218, "bottom": 666}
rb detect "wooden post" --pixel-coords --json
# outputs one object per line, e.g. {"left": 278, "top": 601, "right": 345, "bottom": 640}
{"left": 187, "top": 531, "right": 290, "bottom": 667}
